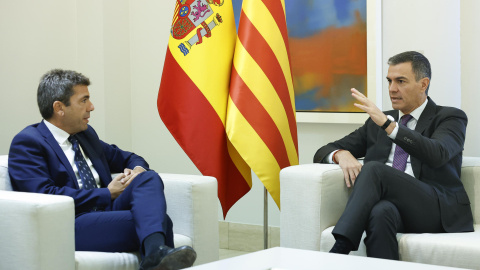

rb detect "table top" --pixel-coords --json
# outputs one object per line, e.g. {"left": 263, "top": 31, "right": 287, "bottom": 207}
{"left": 189, "top": 247, "right": 467, "bottom": 270}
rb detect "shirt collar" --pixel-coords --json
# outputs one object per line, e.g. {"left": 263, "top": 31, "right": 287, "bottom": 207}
{"left": 398, "top": 98, "right": 428, "bottom": 121}
{"left": 43, "top": 120, "right": 71, "bottom": 145}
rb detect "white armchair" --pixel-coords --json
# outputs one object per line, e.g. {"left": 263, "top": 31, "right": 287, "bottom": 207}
{"left": 280, "top": 157, "right": 480, "bottom": 269}
{"left": 0, "top": 155, "right": 219, "bottom": 270}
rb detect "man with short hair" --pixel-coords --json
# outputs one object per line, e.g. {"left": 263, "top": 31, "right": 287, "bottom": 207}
{"left": 314, "top": 51, "right": 473, "bottom": 259}
{"left": 9, "top": 69, "right": 196, "bottom": 270}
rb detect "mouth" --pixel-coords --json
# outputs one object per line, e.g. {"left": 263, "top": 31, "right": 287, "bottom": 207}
{"left": 391, "top": 97, "right": 402, "bottom": 102}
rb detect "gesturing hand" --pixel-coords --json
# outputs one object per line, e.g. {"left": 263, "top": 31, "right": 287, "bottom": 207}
{"left": 351, "top": 88, "right": 387, "bottom": 127}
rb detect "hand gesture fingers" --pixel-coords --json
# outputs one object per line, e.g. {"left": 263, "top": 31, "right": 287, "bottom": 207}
{"left": 351, "top": 88, "right": 387, "bottom": 126}
{"left": 122, "top": 172, "right": 138, "bottom": 187}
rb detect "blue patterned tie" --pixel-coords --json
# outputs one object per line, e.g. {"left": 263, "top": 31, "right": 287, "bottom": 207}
{"left": 68, "top": 136, "right": 97, "bottom": 189}
{"left": 392, "top": 114, "right": 413, "bottom": 171}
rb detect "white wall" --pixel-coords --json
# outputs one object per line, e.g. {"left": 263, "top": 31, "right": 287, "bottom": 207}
{"left": 76, "top": 0, "right": 133, "bottom": 149}
{"left": 0, "top": 0, "right": 78, "bottom": 152}
{"left": 382, "top": 0, "right": 461, "bottom": 110}
{"left": 461, "top": 0, "right": 480, "bottom": 157}
{"left": 1, "top": 0, "right": 479, "bottom": 228}
{"left": 0, "top": 0, "right": 132, "bottom": 151}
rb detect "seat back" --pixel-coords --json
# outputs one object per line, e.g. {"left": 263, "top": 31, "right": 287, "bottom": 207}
{"left": 0, "top": 155, "right": 12, "bottom": 191}
{"left": 461, "top": 156, "right": 480, "bottom": 224}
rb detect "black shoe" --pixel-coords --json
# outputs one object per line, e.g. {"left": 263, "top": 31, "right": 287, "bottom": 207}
{"left": 139, "top": 245, "right": 197, "bottom": 270}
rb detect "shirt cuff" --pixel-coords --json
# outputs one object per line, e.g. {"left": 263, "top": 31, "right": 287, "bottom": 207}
{"left": 387, "top": 122, "right": 399, "bottom": 139}
{"left": 98, "top": 187, "right": 113, "bottom": 208}
{"left": 325, "top": 150, "right": 340, "bottom": 164}
{"left": 133, "top": 165, "right": 147, "bottom": 172}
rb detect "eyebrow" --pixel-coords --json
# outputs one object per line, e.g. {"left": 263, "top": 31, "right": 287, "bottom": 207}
{"left": 386, "top": 76, "right": 408, "bottom": 81}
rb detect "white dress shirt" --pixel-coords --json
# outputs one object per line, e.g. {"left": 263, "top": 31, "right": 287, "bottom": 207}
{"left": 44, "top": 120, "right": 100, "bottom": 188}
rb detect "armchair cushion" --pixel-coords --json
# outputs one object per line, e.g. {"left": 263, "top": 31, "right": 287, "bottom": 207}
{"left": 74, "top": 251, "right": 140, "bottom": 270}
{"left": 319, "top": 225, "right": 480, "bottom": 269}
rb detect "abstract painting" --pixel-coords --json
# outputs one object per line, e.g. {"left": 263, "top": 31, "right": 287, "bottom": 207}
{"left": 286, "top": 0, "right": 367, "bottom": 112}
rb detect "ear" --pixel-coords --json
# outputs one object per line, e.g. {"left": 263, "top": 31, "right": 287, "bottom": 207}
{"left": 420, "top": 77, "right": 430, "bottom": 93}
{"left": 53, "top": 101, "right": 65, "bottom": 117}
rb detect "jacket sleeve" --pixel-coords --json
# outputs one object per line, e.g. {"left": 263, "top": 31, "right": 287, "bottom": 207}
{"left": 395, "top": 107, "right": 467, "bottom": 168}
{"left": 82, "top": 126, "right": 150, "bottom": 174}
{"left": 101, "top": 140, "right": 150, "bottom": 173}
{"left": 8, "top": 130, "right": 112, "bottom": 215}
{"left": 313, "top": 118, "right": 372, "bottom": 163}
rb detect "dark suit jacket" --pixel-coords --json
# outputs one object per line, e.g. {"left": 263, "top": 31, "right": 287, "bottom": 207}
{"left": 313, "top": 97, "right": 473, "bottom": 233}
{"left": 8, "top": 120, "right": 150, "bottom": 215}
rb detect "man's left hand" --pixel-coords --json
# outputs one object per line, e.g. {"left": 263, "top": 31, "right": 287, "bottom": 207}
{"left": 120, "top": 166, "right": 146, "bottom": 185}
{"left": 351, "top": 88, "right": 387, "bottom": 126}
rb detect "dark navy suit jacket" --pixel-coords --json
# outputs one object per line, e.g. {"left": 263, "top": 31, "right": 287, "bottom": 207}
{"left": 314, "top": 97, "right": 473, "bottom": 233}
{"left": 8, "top": 120, "right": 150, "bottom": 215}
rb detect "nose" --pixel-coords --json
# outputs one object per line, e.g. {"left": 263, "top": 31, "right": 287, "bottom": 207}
{"left": 89, "top": 101, "right": 95, "bottom": 112}
{"left": 389, "top": 82, "right": 398, "bottom": 93}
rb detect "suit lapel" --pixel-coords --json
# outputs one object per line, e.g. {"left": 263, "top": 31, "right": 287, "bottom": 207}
{"left": 415, "top": 97, "right": 436, "bottom": 134}
{"left": 37, "top": 121, "right": 79, "bottom": 188}
{"left": 411, "top": 97, "right": 436, "bottom": 178}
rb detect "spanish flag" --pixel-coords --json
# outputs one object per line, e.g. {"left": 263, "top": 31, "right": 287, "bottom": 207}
{"left": 158, "top": 0, "right": 297, "bottom": 217}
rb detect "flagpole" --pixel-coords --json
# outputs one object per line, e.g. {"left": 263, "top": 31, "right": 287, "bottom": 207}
{"left": 264, "top": 186, "right": 268, "bottom": 249}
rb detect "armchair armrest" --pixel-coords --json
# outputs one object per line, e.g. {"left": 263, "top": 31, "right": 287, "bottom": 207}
{"left": 0, "top": 190, "right": 75, "bottom": 270}
{"left": 460, "top": 157, "right": 480, "bottom": 223}
{"left": 161, "top": 173, "right": 219, "bottom": 265}
{"left": 280, "top": 163, "right": 348, "bottom": 251}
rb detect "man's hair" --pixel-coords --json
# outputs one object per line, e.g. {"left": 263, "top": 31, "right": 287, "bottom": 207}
{"left": 388, "top": 51, "right": 431, "bottom": 94}
{"left": 37, "top": 69, "right": 90, "bottom": 119}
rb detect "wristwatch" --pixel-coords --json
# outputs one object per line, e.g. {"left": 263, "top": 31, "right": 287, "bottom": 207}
{"left": 381, "top": 115, "right": 395, "bottom": 130}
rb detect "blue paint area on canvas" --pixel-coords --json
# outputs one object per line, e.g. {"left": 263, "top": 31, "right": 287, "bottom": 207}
{"left": 232, "top": 0, "right": 243, "bottom": 31}
{"left": 285, "top": 0, "right": 366, "bottom": 38}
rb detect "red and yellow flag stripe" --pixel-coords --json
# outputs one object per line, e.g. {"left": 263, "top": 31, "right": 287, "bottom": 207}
{"left": 227, "top": 0, "right": 298, "bottom": 207}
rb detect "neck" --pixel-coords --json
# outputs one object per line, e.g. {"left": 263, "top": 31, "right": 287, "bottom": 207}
{"left": 45, "top": 118, "right": 73, "bottom": 135}
{"left": 401, "top": 96, "right": 427, "bottom": 115}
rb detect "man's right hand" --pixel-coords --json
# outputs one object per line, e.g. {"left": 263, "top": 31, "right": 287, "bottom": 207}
{"left": 335, "top": 150, "right": 362, "bottom": 188}
{"left": 107, "top": 173, "right": 129, "bottom": 199}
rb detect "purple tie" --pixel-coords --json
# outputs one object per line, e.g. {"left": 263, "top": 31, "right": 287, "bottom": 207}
{"left": 392, "top": 114, "right": 413, "bottom": 171}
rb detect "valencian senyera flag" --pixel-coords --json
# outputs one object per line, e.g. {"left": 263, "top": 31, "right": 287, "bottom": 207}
{"left": 158, "top": 0, "right": 298, "bottom": 217}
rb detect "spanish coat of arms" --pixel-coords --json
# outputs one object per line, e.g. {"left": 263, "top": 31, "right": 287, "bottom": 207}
{"left": 171, "top": 0, "right": 225, "bottom": 56}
